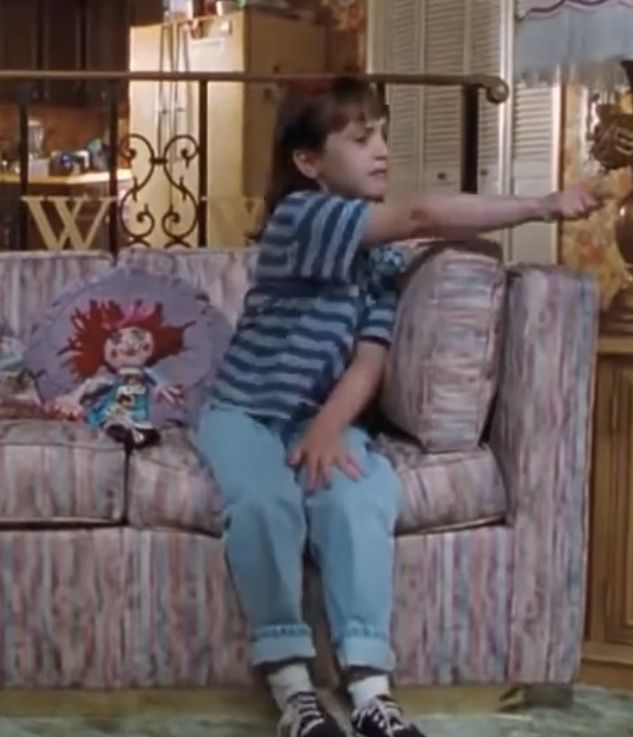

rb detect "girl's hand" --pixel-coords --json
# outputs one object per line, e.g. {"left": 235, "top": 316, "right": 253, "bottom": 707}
{"left": 154, "top": 383, "right": 183, "bottom": 405}
{"left": 287, "top": 421, "right": 364, "bottom": 492}
{"left": 540, "top": 182, "right": 602, "bottom": 221}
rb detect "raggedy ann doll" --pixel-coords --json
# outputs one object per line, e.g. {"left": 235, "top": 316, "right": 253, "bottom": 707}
{"left": 51, "top": 299, "right": 190, "bottom": 449}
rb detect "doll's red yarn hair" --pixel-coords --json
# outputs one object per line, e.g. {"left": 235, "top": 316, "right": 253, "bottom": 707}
{"left": 58, "top": 300, "right": 190, "bottom": 378}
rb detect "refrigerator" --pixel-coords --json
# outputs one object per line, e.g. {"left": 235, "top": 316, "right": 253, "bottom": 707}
{"left": 128, "top": 10, "right": 327, "bottom": 247}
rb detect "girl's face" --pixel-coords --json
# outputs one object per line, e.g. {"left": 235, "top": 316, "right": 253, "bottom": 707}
{"left": 294, "top": 116, "right": 389, "bottom": 200}
{"left": 104, "top": 326, "right": 154, "bottom": 370}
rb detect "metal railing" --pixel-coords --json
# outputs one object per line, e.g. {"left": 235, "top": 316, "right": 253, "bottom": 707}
{"left": 0, "top": 70, "right": 509, "bottom": 254}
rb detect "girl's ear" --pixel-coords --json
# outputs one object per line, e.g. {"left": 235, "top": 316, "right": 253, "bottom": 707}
{"left": 292, "top": 149, "right": 321, "bottom": 182}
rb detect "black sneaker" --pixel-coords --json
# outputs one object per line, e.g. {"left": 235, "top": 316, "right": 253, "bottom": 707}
{"left": 277, "top": 691, "right": 347, "bottom": 737}
{"left": 351, "top": 695, "right": 427, "bottom": 737}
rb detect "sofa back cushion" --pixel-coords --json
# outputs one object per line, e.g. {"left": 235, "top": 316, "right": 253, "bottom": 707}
{"left": 0, "top": 251, "right": 113, "bottom": 341}
{"left": 381, "top": 242, "right": 506, "bottom": 452}
{"left": 117, "top": 247, "right": 258, "bottom": 327}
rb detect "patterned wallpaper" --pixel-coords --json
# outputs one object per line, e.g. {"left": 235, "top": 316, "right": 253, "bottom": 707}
{"left": 321, "top": 0, "right": 366, "bottom": 30}
{"left": 320, "top": 0, "right": 367, "bottom": 68}
{"left": 560, "top": 86, "right": 632, "bottom": 311}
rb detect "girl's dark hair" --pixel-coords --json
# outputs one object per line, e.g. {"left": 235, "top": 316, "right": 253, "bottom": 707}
{"left": 258, "top": 76, "right": 387, "bottom": 230}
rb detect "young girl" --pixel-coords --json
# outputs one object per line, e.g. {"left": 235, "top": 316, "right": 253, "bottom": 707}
{"left": 194, "top": 77, "right": 600, "bottom": 737}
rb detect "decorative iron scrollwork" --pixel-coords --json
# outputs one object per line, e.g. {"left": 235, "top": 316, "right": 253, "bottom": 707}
{"left": 118, "top": 132, "right": 201, "bottom": 248}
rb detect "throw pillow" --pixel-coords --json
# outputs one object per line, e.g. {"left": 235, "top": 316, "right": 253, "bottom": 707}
{"left": 381, "top": 241, "right": 506, "bottom": 452}
{"left": 24, "top": 266, "right": 232, "bottom": 444}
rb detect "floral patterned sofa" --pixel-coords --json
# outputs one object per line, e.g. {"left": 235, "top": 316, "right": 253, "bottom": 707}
{"left": 0, "top": 245, "right": 598, "bottom": 690}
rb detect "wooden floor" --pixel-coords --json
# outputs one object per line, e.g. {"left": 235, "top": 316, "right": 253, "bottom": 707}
{"left": 0, "top": 685, "right": 631, "bottom": 737}
{"left": 0, "top": 685, "right": 520, "bottom": 719}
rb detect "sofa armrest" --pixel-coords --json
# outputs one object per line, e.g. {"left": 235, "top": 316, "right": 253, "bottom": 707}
{"left": 489, "top": 264, "right": 598, "bottom": 683}
{"left": 490, "top": 265, "right": 598, "bottom": 514}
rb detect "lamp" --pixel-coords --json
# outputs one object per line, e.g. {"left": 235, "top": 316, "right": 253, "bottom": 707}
{"left": 516, "top": 0, "right": 633, "bottom": 330}
{"left": 517, "top": 0, "right": 633, "bottom": 173}
{"left": 516, "top": 1, "right": 633, "bottom": 88}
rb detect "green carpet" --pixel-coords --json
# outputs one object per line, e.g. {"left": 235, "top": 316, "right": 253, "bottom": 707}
{"left": 0, "top": 686, "right": 632, "bottom": 736}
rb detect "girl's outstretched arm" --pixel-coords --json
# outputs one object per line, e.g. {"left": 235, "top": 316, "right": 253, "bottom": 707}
{"left": 363, "top": 181, "right": 601, "bottom": 246}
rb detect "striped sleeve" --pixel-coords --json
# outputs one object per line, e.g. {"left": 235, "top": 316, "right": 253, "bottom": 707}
{"left": 358, "top": 290, "right": 399, "bottom": 346}
{"left": 357, "top": 244, "right": 406, "bottom": 345}
{"left": 290, "top": 192, "right": 369, "bottom": 281}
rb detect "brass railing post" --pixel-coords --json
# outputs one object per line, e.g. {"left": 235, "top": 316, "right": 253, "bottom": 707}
{"left": 17, "top": 83, "right": 30, "bottom": 251}
{"left": 107, "top": 78, "right": 120, "bottom": 257}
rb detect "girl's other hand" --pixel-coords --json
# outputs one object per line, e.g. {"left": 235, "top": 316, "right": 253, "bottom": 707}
{"left": 287, "top": 421, "right": 364, "bottom": 492}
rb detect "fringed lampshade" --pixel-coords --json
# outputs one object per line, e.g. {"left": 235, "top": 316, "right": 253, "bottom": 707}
{"left": 516, "top": 0, "right": 633, "bottom": 88}
{"left": 517, "top": 1, "right": 633, "bottom": 173}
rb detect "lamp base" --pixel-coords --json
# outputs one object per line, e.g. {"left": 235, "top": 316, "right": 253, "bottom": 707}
{"left": 601, "top": 62, "right": 633, "bottom": 334}
{"left": 601, "top": 284, "right": 633, "bottom": 334}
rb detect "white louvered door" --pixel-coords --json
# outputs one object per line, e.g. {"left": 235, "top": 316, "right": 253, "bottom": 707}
{"left": 468, "top": 0, "right": 505, "bottom": 196}
{"left": 367, "top": 0, "right": 424, "bottom": 192}
{"left": 508, "top": 0, "right": 560, "bottom": 263}
{"left": 368, "top": 0, "right": 559, "bottom": 262}
{"left": 421, "top": 0, "right": 466, "bottom": 194}
{"left": 368, "top": 0, "right": 510, "bottom": 197}
{"left": 508, "top": 83, "right": 560, "bottom": 264}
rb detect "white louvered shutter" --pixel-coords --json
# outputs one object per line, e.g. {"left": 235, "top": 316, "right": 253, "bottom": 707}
{"left": 509, "top": 0, "right": 560, "bottom": 263}
{"left": 468, "top": 0, "right": 505, "bottom": 195}
{"left": 368, "top": 0, "right": 511, "bottom": 204}
{"left": 422, "top": 0, "right": 466, "bottom": 194}
{"left": 509, "top": 84, "right": 559, "bottom": 263}
{"left": 367, "top": 0, "right": 424, "bottom": 192}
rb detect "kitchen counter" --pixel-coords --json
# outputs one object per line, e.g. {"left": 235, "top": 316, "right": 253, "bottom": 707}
{"left": 0, "top": 170, "right": 132, "bottom": 186}
{"left": 0, "top": 169, "right": 134, "bottom": 250}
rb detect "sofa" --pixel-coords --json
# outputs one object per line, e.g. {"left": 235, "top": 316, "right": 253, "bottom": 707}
{"left": 0, "top": 244, "right": 598, "bottom": 690}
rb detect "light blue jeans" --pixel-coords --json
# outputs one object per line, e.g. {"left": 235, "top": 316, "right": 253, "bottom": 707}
{"left": 194, "top": 406, "right": 400, "bottom": 671}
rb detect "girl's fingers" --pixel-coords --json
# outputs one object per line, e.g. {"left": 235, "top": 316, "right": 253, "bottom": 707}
{"left": 307, "top": 458, "right": 321, "bottom": 492}
{"left": 338, "top": 452, "right": 364, "bottom": 481}
{"left": 318, "top": 459, "right": 332, "bottom": 490}
{"left": 287, "top": 446, "right": 304, "bottom": 468}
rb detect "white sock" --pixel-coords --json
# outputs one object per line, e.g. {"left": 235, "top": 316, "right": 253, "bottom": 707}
{"left": 348, "top": 673, "right": 391, "bottom": 709}
{"left": 267, "top": 662, "right": 314, "bottom": 710}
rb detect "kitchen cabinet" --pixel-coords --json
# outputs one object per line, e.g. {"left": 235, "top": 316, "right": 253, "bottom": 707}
{"left": 0, "top": 0, "right": 40, "bottom": 102}
{"left": 39, "top": 0, "right": 84, "bottom": 105}
{"left": 130, "top": 0, "right": 164, "bottom": 26}
{"left": 581, "top": 340, "right": 633, "bottom": 690}
{"left": 0, "top": 0, "right": 133, "bottom": 106}
{"left": 84, "top": 0, "right": 132, "bottom": 104}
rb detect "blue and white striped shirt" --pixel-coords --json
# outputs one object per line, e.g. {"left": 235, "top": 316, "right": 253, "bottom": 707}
{"left": 211, "top": 191, "right": 406, "bottom": 422}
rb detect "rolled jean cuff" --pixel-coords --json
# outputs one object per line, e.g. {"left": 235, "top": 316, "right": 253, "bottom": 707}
{"left": 251, "top": 624, "right": 316, "bottom": 666}
{"left": 336, "top": 632, "right": 395, "bottom": 672}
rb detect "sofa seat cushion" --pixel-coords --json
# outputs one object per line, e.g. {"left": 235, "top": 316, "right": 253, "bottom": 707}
{"left": 0, "top": 420, "right": 126, "bottom": 525}
{"left": 376, "top": 435, "right": 507, "bottom": 535}
{"left": 127, "top": 428, "right": 223, "bottom": 536}
{"left": 128, "top": 429, "right": 507, "bottom": 538}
